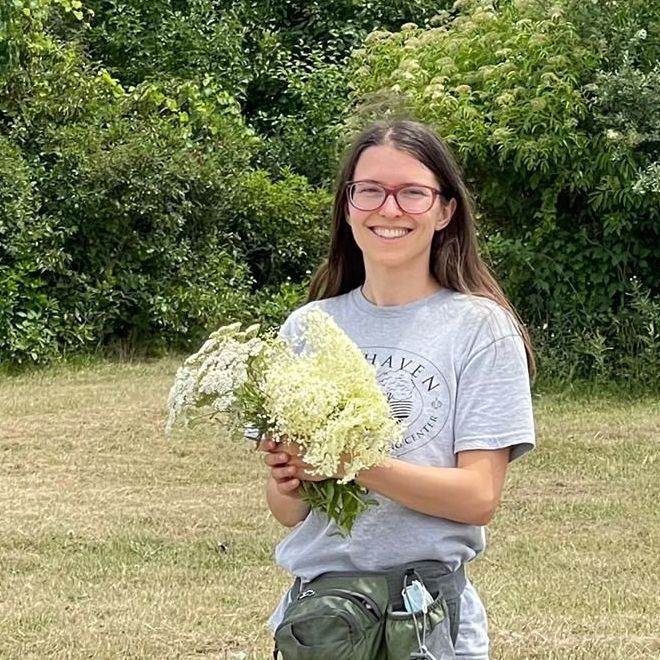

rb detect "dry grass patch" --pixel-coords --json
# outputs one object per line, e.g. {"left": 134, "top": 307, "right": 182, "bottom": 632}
{"left": 1, "top": 362, "right": 658, "bottom": 658}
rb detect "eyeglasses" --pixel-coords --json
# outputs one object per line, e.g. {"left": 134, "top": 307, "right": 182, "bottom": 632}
{"left": 346, "top": 180, "right": 443, "bottom": 215}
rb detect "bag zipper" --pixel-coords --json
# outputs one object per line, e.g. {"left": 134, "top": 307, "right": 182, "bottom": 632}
{"left": 275, "top": 610, "right": 360, "bottom": 637}
{"left": 298, "top": 588, "right": 382, "bottom": 622}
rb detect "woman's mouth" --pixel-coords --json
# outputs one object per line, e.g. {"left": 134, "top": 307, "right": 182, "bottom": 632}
{"left": 370, "top": 226, "right": 412, "bottom": 239}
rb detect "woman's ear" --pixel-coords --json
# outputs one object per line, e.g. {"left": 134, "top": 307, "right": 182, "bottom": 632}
{"left": 435, "top": 197, "right": 456, "bottom": 231}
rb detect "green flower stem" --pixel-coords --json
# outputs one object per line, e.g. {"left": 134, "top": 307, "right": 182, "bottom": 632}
{"left": 300, "top": 479, "right": 378, "bottom": 537}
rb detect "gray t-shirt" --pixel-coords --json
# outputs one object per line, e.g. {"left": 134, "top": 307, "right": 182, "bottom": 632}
{"left": 275, "top": 286, "right": 534, "bottom": 575}
{"left": 270, "top": 287, "right": 535, "bottom": 655}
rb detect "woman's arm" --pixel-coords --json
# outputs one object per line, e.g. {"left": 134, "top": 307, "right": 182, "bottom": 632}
{"left": 267, "top": 441, "right": 511, "bottom": 526}
{"left": 354, "top": 449, "right": 511, "bottom": 526}
{"left": 262, "top": 438, "right": 311, "bottom": 527}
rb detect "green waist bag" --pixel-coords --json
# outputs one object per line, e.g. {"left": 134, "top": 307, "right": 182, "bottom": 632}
{"left": 274, "top": 565, "right": 462, "bottom": 660}
{"left": 385, "top": 594, "right": 455, "bottom": 660}
{"left": 274, "top": 574, "right": 389, "bottom": 660}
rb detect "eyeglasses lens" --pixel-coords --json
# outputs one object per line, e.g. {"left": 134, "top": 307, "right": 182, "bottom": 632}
{"left": 348, "top": 183, "right": 433, "bottom": 214}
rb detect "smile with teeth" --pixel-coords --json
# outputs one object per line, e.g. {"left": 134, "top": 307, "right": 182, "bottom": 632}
{"left": 370, "top": 226, "right": 412, "bottom": 239}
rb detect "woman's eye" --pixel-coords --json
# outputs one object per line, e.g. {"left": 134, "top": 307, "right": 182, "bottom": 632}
{"left": 401, "top": 187, "right": 429, "bottom": 198}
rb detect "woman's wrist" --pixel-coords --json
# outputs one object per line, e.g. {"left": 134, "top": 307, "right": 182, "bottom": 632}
{"left": 355, "top": 458, "right": 393, "bottom": 490}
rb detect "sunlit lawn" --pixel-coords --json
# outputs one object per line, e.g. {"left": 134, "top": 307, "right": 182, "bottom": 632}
{"left": 1, "top": 361, "right": 658, "bottom": 659}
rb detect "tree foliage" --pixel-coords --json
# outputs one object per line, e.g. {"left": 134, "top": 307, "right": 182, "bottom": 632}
{"left": 1, "top": 0, "right": 658, "bottom": 384}
{"left": 0, "top": 0, "right": 326, "bottom": 363}
{"left": 348, "top": 0, "right": 659, "bottom": 382}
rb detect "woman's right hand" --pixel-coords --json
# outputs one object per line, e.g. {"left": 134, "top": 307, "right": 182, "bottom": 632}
{"left": 260, "top": 436, "right": 302, "bottom": 496}
{"left": 260, "top": 435, "right": 312, "bottom": 526}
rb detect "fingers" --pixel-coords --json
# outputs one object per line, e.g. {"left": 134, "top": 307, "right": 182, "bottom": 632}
{"left": 267, "top": 459, "right": 300, "bottom": 495}
{"left": 264, "top": 450, "right": 323, "bottom": 479}
{"left": 271, "top": 464, "right": 298, "bottom": 481}
{"left": 259, "top": 437, "right": 281, "bottom": 453}
{"left": 264, "top": 447, "right": 301, "bottom": 494}
{"left": 264, "top": 452, "right": 294, "bottom": 468}
{"left": 261, "top": 438, "right": 324, "bottom": 493}
{"left": 276, "top": 477, "right": 300, "bottom": 494}
{"left": 258, "top": 436, "right": 304, "bottom": 462}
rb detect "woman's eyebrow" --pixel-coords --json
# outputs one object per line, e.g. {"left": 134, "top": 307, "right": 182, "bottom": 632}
{"left": 354, "top": 178, "right": 434, "bottom": 187}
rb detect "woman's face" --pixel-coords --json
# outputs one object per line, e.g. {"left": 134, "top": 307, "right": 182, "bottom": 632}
{"left": 346, "top": 145, "right": 455, "bottom": 274}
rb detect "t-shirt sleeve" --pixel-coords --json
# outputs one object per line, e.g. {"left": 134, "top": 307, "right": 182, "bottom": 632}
{"left": 453, "top": 312, "right": 535, "bottom": 461}
{"left": 277, "top": 303, "right": 322, "bottom": 355}
{"left": 277, "top": 312, "right": 297, "bottom": 343}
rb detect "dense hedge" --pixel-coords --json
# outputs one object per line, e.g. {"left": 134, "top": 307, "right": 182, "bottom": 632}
{"left": 0, "top": 1, "right": 328, "bottom": 363}
{"left": 347, "top": 0, "right": 659, "bottom": 383}
{"left": 1, "top": 0, "right": 658, "bottom": 386}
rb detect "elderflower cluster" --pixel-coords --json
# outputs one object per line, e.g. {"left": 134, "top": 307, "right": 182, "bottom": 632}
{"left": 165, "top": 322, "right": 264, "bottom": 434}
{"left": 165, "top": 310, "right": 401, "bottom": 533}
{"left": 262, "top": 309, "right": 400, "bottom": 482}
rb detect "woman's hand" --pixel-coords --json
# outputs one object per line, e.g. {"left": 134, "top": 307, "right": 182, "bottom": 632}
{"left": 260, "top": 436, "right": 312, "bottom": 527}
{"left": 260, "top": 436, "right": 302, "bottom": 496}
{"left": 260, "top": 437, "right": 326, "bottom": 494}
{"left": 282, "top": 441, "right": 330, "bottom": 483}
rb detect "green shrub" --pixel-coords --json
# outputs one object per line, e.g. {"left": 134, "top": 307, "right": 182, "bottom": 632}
{"left": 245, "top": 0, "right": 453, "bottom": 184}
{"left": 250, "top": 279, "right": 310, "bottom": 331}
{"left": 0, "top": 7, "right": 256, "bottom": 364}
{"left": 533, "top": 282, "right": 660, "bottom": 388}
{"left": 348, "top": 0, "right": 660, "bottom": 383}
{"left": 0, "top": 134, "right": 79, "bottom": 363}
{"left": 253, "top": 59, "right": 351, "bottom": 187}
{"left": 83, "top": 0, "right": 250, "bottom": 97}
{"left": 3, "top": 0, "right": 658, "bottom": 387}
{"left": 1, "top": 104, "right": 258, "bottom": 363}
{"left": 229, "top": 170, "right": 331, "bottom": 288}
{"left": 0, "top": 1, "right": 335, "bottom": 365}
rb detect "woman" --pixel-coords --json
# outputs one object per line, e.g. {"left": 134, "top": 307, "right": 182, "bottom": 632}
{"left": 261, "top": 119, "right": 535, "bottom": 659}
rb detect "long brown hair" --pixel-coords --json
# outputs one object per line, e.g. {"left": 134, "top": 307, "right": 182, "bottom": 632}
{"left": 308, "top": 119, "right": 535, "bottom": 376}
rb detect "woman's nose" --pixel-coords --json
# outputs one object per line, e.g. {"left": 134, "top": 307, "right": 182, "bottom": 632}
{"left": 379, "top": 192, "right": 404, "bottom": 217}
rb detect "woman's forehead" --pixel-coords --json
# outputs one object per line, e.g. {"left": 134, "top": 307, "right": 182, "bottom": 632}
{"left": 353, "top": 145, "right": 438, "bottom": 185}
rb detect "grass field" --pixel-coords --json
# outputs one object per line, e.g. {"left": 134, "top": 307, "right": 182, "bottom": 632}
{"left": 1, "top": 361, "right": 659, "bottom": 659}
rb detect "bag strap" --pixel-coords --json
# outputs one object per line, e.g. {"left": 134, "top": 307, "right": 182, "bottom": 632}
{"left": 383, "top": 562, "right": 466, "bottom": 603}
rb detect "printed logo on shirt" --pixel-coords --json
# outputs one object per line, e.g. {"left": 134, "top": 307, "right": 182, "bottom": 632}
{"left": 363, "top": 347, "right": 451, "bottom": 457}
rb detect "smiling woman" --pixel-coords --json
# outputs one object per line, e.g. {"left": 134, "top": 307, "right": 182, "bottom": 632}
{"left": 344, "top": 144, "right": 456, "bottom": 295}
{"left": 260, "top": 119, "right": 536, "bottom": 660}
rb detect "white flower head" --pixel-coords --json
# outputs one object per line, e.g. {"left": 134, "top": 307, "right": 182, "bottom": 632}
{"left": 261, "top": 308, "right": 401, "bottom": 480}
{"left": 165, "top": 311, "right": 402, "bottom": 534}
{"left": 165, "top": 323, "right": 266, "bottom": 433}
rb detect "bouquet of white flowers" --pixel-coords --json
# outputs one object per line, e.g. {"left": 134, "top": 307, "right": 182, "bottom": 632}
{"left": 166, "top": 309, "right": 401, "bottom": 535}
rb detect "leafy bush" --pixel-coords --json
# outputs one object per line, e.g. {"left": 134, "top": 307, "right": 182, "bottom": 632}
{"left": 348, "top": 0, "right": 660, "bottom": 383}
{"left": 0, "top": 134, "right": 76, "bottom": 363}
{"left": 0, "top": 2, "right": 328, "bottom": 364}
{"left": 229, "top": 170, "right": 331, "bottom": 288}
{"left": 2, "top": 0, "right": 658, "bottom": 387}
{"left": 242, "top": 0, "right": 454, "bottom": 184}
{"left": 83, "top": 0, "right": 250, "bottom": 97}
{"left": 533, "top": 282, "right": 660, "bottom": 388}
{"left": 253, "top": 59, "right": 351, "bottom": 186}
{"left": 1, "top": 105, "right": 258, "bottom": 363}
{"left": 250, "top": 279, "right": 310, "bottom": 331}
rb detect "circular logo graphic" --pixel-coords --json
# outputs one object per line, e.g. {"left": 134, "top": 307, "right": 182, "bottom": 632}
{"left": 365, "top": 346, "right": 451, "bottom": 457}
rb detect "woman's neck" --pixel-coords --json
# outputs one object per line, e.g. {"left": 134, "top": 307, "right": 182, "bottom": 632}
{"left": 361, "top": 266, "right": 441, "bottom": 307}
